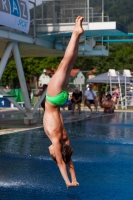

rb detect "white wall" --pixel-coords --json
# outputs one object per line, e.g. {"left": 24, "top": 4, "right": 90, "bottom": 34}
{"left": 73, "top": 71, "right": 85, "bottom": 85}
{"left": 38, "top": 70, "right": 85, "bottom": 88}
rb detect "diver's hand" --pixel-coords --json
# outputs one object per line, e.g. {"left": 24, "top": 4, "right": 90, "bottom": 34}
{"left": 66, "top": 181, "right": 79, "bottom": 188}
{"left": 72, "top": 181, "right": 79, "bottom": 186}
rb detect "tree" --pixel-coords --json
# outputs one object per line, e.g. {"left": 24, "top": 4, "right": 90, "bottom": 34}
{"left": 2, "top": 60, "right": 18, "bottom": 87}
{"left": 2, "top": 43, "right": 133, "bottom": 88}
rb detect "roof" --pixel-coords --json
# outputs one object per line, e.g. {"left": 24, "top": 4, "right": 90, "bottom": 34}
{"left": 87, "top": 68, "right": 97, "bottom": 75}
{"left": 87, "top": 72, "right": 132, "bottom": 83}
{"left": 70, "top": 69, "right": 80, "bottom": 77}
{"left": 45, "top": 69, "right": 56, "bottom": 77}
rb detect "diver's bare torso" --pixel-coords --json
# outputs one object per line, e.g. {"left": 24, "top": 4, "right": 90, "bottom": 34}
{"left": 43, "top": 101, "right": 68, "bottom": 143}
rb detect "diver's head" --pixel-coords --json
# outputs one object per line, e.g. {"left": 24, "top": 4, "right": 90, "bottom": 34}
{"left": 49, "top": 144, "right": 73, "bottom": 164}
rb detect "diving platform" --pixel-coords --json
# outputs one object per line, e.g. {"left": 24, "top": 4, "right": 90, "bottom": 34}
{"left": 0, "top": 21, "right": 128, "bottom": 58}
{"left": 0, "top": 22, "right": 128, "bottom": 58}
{"left": 35, "top": 21, "right": 128, "bottom": 38}
{"left": 32, "top": 21, "right": 128, "bottom": 57}
{"left": 0, "top": 27, "right": 64, "bottom": 58}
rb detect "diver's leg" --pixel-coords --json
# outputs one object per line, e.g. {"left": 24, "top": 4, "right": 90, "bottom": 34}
{"left": 47, "top": 16, "right": 84, "bottom": 96}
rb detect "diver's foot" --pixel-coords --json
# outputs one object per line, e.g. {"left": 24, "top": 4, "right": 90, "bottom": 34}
{"left": 73, "top": 16, "right": 84, "bottom": 36}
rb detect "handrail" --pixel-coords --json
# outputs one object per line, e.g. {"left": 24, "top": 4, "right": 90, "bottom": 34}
{"left": 30, "top": 1, "right": 108, "bottom": 25}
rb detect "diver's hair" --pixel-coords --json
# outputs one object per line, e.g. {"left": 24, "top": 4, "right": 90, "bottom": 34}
{"left": 61, "top": 144, "right": 73, "bottom": 164}
{"left": 52, "top": 144, "right": 73, "bottom": 164}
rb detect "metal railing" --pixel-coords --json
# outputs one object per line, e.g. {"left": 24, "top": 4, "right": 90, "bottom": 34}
{"left": 30, "top": 0, "right": 109, "bottom": 26}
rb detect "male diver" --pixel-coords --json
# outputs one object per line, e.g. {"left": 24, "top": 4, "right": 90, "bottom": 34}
{"left": 43, "top": 16, "right": 84, "bottom": 188}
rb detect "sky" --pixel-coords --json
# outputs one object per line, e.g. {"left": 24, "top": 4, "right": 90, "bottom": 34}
{"left": 35, "top": 0, "right": 44, "bottom": 5}
{"left": 29, "top": 0, "right": 43, "bottom": 8}
{"left": 29, "top": 0, "right": 46, "bottom": 8}
{"left": 30, "top": 0, "right": 46, "bottom": 6}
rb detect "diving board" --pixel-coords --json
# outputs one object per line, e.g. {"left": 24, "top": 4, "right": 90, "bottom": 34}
{"left": 35, "top": 21, "right": 128, "bottom": 39}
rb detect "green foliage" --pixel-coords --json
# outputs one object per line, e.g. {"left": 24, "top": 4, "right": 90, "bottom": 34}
{"left": 40, "top": 57, "right": 62, "bottom": 69}
{"left": 2, "top": 43, "right": 133, "bottom": 87}
{"left": 90, "top": 0, "right": 133, "bottom": 31}
{"left": 96, "top": 43, "right": 133, "bottom": 73}
{"left": 2, "top": 60, "right": 18, "bottom": 87}
{"left": 1, "top": 57, "right": 62, "bottom": 87}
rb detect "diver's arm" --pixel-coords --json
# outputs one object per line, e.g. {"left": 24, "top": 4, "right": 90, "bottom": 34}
{"left": 52, "top": 138, "right": 71, "bottom": 186}
{"left": 67, "top": 159, "right": 79, "bottom": 186}
{"left": 52, "top": 138, "right": 79, "bottom": 188}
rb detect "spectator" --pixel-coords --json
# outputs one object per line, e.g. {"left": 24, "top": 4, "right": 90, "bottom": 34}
{"left": 84, "top": 83, "right": 98, "bottom": 113}
{"left": 112, "top": 85, "right": 120, "bottom": 109}
{"left": 34, "top": 84, "right": 47, "bottom": 111}
{"left": 71, "top": 88, "right": 82, "bottom": 114}
{"left": 101, "top": 94, "right": 115, "bottom": 113}
{"left": 6, "top": 85, "right": 10, "bottom": 89}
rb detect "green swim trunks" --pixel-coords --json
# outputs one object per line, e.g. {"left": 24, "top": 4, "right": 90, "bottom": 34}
{"left": 46, "top": 90, "right": 68, "bottom": 106}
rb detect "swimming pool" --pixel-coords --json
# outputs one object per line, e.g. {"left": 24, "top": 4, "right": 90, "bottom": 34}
{"left": 0, "top": 112, "right": 133, "bottom": 200}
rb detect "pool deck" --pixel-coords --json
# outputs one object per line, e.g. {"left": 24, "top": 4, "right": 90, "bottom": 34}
{"left": 0, "top": 107, "right": 132, "bottom": 135}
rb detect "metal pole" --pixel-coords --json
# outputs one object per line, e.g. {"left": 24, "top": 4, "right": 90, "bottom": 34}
{"left": 102, "top": 36, "right": 103, "bottom": 50}
{"left": 125, "top": 76, "right": 127, "bottom": 109}
{"left": 92, "top": 7, "right": 93, "bottom": 22}
{"left": 117, "top": 71, "right": 123, "bottom": 109}
{"left": 34, "top": 0, "right": 36, "bottom": 37}
{"left": 0, "top": 42, "right": 14, "bottom": 80}
{"left": 32, "top": 90, "right": 46, "bottom": 115}
{"left": 42, "top": 1, "right": 43, "bottom": 24}
{"left": 53, "top": 0, "right": 55, "bottom": 23}
{"left": 110, "top": 75, "right": 112, "bottom": 94}
{"left": 87, "top": 0, "right": 89, "bottom": 28}
{"left": 13, "top": 42, "right": 32, "bottom": 116}
{"left": 102, "top": 0, "right": 104, "bottom": 22}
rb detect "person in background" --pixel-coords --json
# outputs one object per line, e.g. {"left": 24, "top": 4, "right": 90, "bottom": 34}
{"left": 112, "top": 85, "right": 120, "bottom": 109}
{"left": 6, "top": 85, "right": 10, "bottom": 89}
{"left": 5, "top": 85, "right": 11, "bottom": 92}
{"left": 101, "top": 94, "right": 115, "bottom": 113}
{"left": 43, "top": 16, "right": 84, "bottom": 188}
{"left": 71, "top": 88, "right": 82, "bottom": 114}
{"left": 84, "top": 83, "right": 98, "bottom": 113}
{"left": 34, "top": 84, "right": 47, "bottom": 111}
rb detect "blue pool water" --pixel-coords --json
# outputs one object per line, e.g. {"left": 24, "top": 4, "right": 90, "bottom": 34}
{"left": 1, "top": 112, "right": 133, "bottom": 200}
